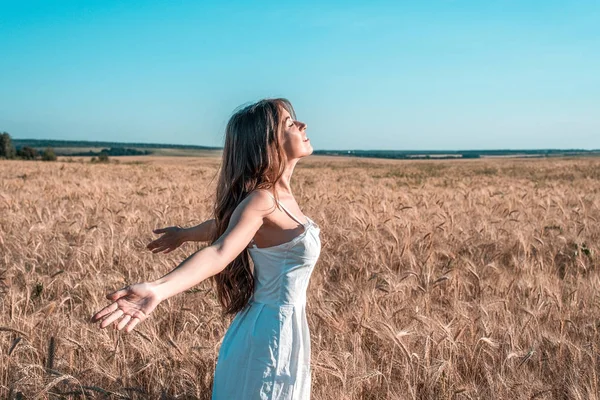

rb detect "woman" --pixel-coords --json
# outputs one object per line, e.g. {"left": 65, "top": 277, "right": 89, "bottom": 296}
{"left": 91, "top": 98, "right": 321, "bottom": 399}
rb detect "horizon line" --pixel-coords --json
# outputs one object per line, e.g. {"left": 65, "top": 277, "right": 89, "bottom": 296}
{"left": 10, "top": 137, "right": 600, "bottom": 153}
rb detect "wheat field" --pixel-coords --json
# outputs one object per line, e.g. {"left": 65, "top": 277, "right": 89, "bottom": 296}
{"left": 1, "top": 156, "right": 599, "bottom": 399}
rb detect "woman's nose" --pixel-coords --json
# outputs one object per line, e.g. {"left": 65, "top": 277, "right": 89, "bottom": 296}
{"left": 296, "top": 121, "right": 307, "bottom": 131}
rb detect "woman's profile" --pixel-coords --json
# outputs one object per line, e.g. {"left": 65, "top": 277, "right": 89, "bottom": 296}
{"left": 91, "top": 98, "right": 321, "bottom": 399}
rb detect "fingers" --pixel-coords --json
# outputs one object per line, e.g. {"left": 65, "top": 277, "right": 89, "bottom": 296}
{"left": 153, "top": 227, "right": 174, "bottom": 234}
{"left": 91, "top": 302, "right": 119, "bottom": 322}
{"left": 151, "top": 246, "right": 170, "bottom": 254}
{"left": 116, "top": 314, "right": 131, "bottom": 331}
{"left": 146, "top": 239, "right": 161, "bottom": 250}
{"left": 93, "top": 307, "right": 144, "bottom": 333}
{"left": 94, "top": 308, "right": 143, "bottom": 333}
{"left": 99, "top": 309, "right": 124, "bottom": 329}
{"left": 106, "top": 286, "right": 130, "bottom": 301}
{"left": 125, "top": 317, "right": 142, "bottom": 333}
{"left": 148, "top": 240, "right": 176, "bottom": 253}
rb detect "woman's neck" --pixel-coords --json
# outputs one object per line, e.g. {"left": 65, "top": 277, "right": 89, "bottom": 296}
{"left": 275, "top": 158, "right": 299, "bottom": 196}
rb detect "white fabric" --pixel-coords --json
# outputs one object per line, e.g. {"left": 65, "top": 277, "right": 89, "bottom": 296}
{"left": 212, "top": 199, "right": 321, "bottom": 400}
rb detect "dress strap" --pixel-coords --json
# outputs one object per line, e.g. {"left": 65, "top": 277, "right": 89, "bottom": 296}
{"left": 277, "top": 201, "right": 307, "bottom": 227}
{"left": 264, "top": 191, "right": 308, "bottom": 227}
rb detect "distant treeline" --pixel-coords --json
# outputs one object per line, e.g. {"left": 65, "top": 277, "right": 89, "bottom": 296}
{"left": 12, "top": 139, "right": 222, "bottom": 150}
{"left": 9, "top": 138, "right": 600, "bottom": 160}
{"left": 313, "top": 149, "right": 600, "bottom": 160}
{"left": 71, "top": 148, "right": 151, "bottom": 156}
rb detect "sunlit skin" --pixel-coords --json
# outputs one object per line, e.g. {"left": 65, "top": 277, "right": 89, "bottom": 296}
{"left": 145, "top": 109, "right": 311, "bottom": 252}
{"left": 91, "top": 105, "right": 313, "bottom": 332}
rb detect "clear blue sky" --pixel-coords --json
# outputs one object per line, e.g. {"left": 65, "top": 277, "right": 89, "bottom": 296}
{"left": 1, "top": 0, "right": 598, "bottom": 150}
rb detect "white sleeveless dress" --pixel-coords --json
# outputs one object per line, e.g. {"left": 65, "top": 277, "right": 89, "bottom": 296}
{"left": 211, "top": 196, "right": 321, "bottom": 400}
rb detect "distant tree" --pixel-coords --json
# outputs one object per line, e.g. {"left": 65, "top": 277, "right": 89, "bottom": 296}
{"left": 462, "top": 152, "right": 481, "bottom": 159}
{"left": 42, "top": 147, "right": 57, "bottom": 161}
{"left": 0, "top": 132, "right": 16, "bottom": 159}
{"left": 17, "top": 146, "right": 38, "bottom": 160}
{"left": 98, "top": 152, "right": 109, "bottom": 163}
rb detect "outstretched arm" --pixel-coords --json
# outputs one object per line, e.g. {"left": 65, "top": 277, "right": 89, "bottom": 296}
{"left": 150, "top": 193, "right": 270, "bottom": 301}
{"left": 92, "top": 190, "right": 275, "bottom": 332}
{"left": 181, "top": 219, "right": 217, "bottom": 242}
{"left": 147, "top": 219, "right": 217, "bottom": 253}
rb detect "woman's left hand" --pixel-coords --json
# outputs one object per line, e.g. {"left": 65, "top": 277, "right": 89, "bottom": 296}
{"left": 147, "top": 226, "right": 186, "bottom": 254}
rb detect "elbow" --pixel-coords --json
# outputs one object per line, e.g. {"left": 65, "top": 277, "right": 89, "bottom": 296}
{"left": 210, "top": 244, "right": 236, "bottom": 273}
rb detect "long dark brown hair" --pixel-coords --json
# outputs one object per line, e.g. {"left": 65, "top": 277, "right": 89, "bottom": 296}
{"left": 211, "top": 98, "right": 296, "bottom": 315}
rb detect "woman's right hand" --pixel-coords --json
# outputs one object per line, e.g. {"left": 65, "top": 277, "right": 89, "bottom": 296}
{"left": 147, "top": 226, "right": 186, "bottom": 254}
{"left": 91, "top": 282, "right": 162, "bottom": 333}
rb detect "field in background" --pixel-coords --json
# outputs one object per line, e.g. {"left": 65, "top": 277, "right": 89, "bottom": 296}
{"left": 1, "top": 156, "right": 599, "bottom": 399}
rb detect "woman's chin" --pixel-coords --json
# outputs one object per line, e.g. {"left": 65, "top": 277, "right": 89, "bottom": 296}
{"left": 292, "top": 146, "right": 313, "bottom": 160}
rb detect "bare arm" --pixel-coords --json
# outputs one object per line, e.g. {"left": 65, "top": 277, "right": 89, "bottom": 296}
{"left": 147, "top": 219, "right": 217, "bottom": 253}
{"left": 181, "top": 219, "right": 217, "bottom": 242}
{"left": 150, "top": 190, "right": 273, "bottom": 301}
{"left": 92, "top": 190, "right": 274, "bottom": 332}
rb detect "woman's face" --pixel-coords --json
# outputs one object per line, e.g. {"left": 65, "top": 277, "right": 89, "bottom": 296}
{"left": 280, "top": 107, "right": 312, "bottom": 160}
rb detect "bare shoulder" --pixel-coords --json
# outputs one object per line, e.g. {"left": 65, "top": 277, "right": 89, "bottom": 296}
{"left": 237, "top": 189, "right": 277, "bottom": 217}
{"left": 246, "top": 188, "right": 274, "bottom": 203}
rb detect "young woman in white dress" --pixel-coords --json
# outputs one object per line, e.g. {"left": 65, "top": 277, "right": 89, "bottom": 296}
{"left": 91, "top": 98, "right": 321, "bottom": 399}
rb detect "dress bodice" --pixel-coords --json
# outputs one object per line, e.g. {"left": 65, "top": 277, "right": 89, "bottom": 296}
{"left": 247, "top": 202, "right": 321, "bottom": 307}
